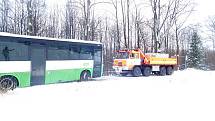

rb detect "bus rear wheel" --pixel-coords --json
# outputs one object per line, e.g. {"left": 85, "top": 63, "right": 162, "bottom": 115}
{"left": 0, "top": 76, "right": 18, "bottom": 93}
{"left": 80, "top": 71, "right": 91, "bottom": 81}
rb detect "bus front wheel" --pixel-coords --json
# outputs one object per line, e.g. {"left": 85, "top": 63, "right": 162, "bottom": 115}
{"left": 0, "top": 75, "right": 18, "bottom": 93}
{"left": 80, "top": 71, "right": 91, "bottom": 81}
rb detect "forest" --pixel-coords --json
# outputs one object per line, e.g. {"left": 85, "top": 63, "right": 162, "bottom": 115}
{"left": 1, "top": 0, "right": 215, "bottom": 74}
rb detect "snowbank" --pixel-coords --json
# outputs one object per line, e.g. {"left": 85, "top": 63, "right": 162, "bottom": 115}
{"left": 0, "top": 69, "right": 215, "bottom": 121}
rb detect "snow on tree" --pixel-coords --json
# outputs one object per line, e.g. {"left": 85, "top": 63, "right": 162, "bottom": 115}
{"left": 187, "top": 31, "right": 204, "bottom": 69}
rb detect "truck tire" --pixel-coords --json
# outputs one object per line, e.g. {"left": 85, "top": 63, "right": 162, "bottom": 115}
{"left": 142, "top": 67, "right": 152, "bottom": 76}
{"left": 159, "top": 67, "right": 166, "bottom": 76}
{"left": 166, "top": 66, "right": 173, "bottom": 75}
{"left": 132, "top": 66, "right": 142, "bottom": 77}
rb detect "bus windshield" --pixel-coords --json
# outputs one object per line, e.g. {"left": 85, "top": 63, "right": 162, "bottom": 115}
{"left": 115, "top": 52, "right": 129, "bottom": 59}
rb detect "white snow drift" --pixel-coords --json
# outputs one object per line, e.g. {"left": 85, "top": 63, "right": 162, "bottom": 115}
{"left": 0, "top": 68, "right": 215, "bottom": 121}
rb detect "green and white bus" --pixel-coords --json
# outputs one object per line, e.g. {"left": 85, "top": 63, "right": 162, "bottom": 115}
{"left": 0, "top": 32, "right": 103, "bottom": 91}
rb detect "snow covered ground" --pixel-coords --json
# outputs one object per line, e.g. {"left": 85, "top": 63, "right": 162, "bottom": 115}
{"left": 1, "top": 69, "right": 215, "bottom": 121}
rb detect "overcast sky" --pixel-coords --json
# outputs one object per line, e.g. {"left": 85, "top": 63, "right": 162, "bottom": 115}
{"left": 191, "top": 0, "right": 215, "bottom": 24}
{"left": 46, "top": 0, "right": 215, "bottom": 25}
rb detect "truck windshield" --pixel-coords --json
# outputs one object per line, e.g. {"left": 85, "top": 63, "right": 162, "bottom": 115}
{"left": 115, "top": 52, "right": 129, "bottom": 59}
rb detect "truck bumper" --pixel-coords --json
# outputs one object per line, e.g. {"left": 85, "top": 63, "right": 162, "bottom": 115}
{"left": 113, "top": 66, "right": 131, "bottom": 74}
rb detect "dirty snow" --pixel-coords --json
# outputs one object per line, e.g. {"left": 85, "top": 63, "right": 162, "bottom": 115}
{"left": 1, "top": 69, "right": 215, "bottom": 121}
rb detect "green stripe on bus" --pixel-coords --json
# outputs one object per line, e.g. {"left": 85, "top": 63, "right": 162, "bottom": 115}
{"left": 0, "top": 68, "right": 93, "bottom": 88}
{"left": 0, "top": 72, "right": 30, "bottom": 87}
{"left": 45, "top": 68, "right": 93, "bottom": 84}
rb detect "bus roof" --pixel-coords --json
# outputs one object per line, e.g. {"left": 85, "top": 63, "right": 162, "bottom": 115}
{"left": 0, "top": 32, "right": 102, "bottom": 45}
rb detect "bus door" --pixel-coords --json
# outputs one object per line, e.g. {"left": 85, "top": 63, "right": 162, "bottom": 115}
{"left": 30, "top": 44, "right": 46, "bottom": 86}
{"left": 93, "top": 49, "right": 102, "bottom": 77}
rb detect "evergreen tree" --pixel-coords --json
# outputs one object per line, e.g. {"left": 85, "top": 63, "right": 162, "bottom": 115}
{"left": 187, "top": 31, "right": 204, "bottom": 68}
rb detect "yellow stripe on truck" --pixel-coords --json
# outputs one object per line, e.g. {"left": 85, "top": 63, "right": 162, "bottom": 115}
{"left": 149, "top": 57, "right": 177, "bottom": 65}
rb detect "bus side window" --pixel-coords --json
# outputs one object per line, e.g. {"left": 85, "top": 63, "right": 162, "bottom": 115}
{"left": 94, "top": 49, "right": 101, "bottom": 63}
{"left": 0, "top": 41, "right": 29, "bottom": 61}
{"left": 69, "top": 46, "right": 80, "bottom": 60}
{"left": 47, "top": 46, "right": 69, "bottom": 60}
{"left": 80, "top": 46, "right": 93, "bottom": 60}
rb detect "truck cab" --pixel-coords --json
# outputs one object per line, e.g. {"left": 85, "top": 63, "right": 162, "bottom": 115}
{"left": 113, "top": 50, "right": 142, "bottom": 76}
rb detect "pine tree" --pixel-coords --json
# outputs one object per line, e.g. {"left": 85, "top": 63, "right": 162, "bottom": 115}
{"left": 187, "top": 31, "right": 204, "bottom": 68}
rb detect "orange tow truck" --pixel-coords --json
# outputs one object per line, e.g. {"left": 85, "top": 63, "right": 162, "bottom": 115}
{"left": 113, "top": 49, "right": 177, "bottom": 76}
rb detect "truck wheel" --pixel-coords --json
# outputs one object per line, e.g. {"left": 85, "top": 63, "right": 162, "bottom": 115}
{"left": 142, "top": 67, "right": 152, "bottom": 76}
{"left": 132, "top": 66, "right": 142, "bottom": 77}
{"left": 159, "top": 67, "right": 166, "bottom": 76}
{"left": 166, "top": 66, "right": 173, "bottom": 75}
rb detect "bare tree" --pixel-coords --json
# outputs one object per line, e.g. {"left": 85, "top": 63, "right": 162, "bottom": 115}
{"left": 207, "top": 16, "right": 215, "bottom": 51}
{"left": 120, "top": 0, "right": 127, "bottom": 48}
{"left": 0, "top": 0, "right": 11, "bottom": 32}
{"left": 149, "top": 0, "right": 194, "bottom": 54}
{"left": 172, "top": 0, "right": 195, "bottom": 55}
{"left": 63, "top": 0, "right": 78, "bottom": 39}
{"left": 127, "top": 0, "right": 130, "bottom": 48}
{"left": 26, "top": 0, "right": 46, "bottom": 36}
{"left": 150, "top": 0, "right": 174, "bottom": 52}
{"left": 132, "top": 0, "right": 144, "bottom": 49}
{"left": 69, "top": 0, "right": 105, "bottom": 41}
{"left": 13, "top": 0, "right": 27, "bottom": 34}
{"left": 74, "top": 0, "right": 93, "bottom": 40}
{"left": 110, "top": 0, "right": 121, "bottom": 50}
{"left": 45, "top": 5, "right": 61, "bottom": 38}
{"left": 11, "top": 0, "right": 29, "bottom": 35}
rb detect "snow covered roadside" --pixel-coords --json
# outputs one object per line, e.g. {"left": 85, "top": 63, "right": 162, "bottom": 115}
{"left": 0, "top": 69, "right": 215, "bottom": 121}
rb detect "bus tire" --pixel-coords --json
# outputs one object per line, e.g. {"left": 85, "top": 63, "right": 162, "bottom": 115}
{"left": 132, "top": 66, "right": 142, "bottom": 77}
{"left": 159, "top": 67, "right": 166, "bottom": 76}
{"left": 80, "top": 71, "right": 91, "bottom": 81}
{"left": 142, "top": 66, "right": 152, "bottom": 77}
{"left": 0, "top": 75, "right": 18, "bottom": 93}
{"left": 11, "top": 76, "right": 19, "bottom": 90}
{"left": 166, "top": 66, "right": 174, "bottom": 75}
